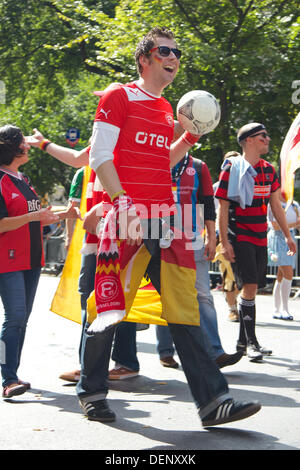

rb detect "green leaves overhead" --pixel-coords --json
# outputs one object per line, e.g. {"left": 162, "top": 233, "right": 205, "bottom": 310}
{"left": 1, "top": 0, "right": 299, "bottom": 193}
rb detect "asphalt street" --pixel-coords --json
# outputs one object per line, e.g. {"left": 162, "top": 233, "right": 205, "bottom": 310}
{"left": 0, "top": 274, "right": 299, "bottom": 452}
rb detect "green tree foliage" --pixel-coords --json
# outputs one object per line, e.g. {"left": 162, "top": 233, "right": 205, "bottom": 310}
{"left": 0, "top": 72, "right": 110, "bottom": 196}
{"left": 0, "top": 0, "right": 115, "bottom": 195}
{"left": 1, "top": 0, "right": 299, "bottom": 193}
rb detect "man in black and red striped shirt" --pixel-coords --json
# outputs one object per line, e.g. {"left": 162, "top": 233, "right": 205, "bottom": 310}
{"left": 216, "top": 123, "right": 296, "bottom": 362}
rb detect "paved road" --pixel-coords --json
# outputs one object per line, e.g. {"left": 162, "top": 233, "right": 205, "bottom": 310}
{"left": 0, "top": 274, "right": 299, "bottom": 451}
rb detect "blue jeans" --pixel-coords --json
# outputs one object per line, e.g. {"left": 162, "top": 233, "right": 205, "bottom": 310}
{"left": 111, "top": 323, "right": 175, "bottom": 369}
{"left": 195, "top": 247, "right": 225, "bottom": 359}
{"left": 77, "top": 322, "right": 230, "bottom": 418}
{"left": 0, "top": 268, "right": 41, "bottom": 387}
{"left": 156, "top": 325, "right": 175, "bottom": 359}
{"left": 78, "top": 253, "right": 96, "bottom": 359}
{"left": 112, "top": 322, "right": 139, "bottom": 371}
{"left": 111, "top": 247, "right": 223, "bottom": 370}
{"left": 77, "top": 243, "right": 231, "bottom": 417}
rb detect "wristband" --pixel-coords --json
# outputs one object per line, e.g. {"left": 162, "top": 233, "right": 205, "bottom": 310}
{"left": 111, "top": 189, "right": 126, "bottom": 202}
{"left": 181, "top": 131, "right": 200, "bottom": 146}
{"left": 39, "top": 139, "right": 51, "bottom": 151}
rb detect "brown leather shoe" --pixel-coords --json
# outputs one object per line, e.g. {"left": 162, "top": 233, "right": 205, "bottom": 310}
{"left": 18, "top": 380, "right": 31, "bottom": 390}
{"left": 2, "top": 382, "right": 27, "bottom": 398}
{"left": 108, "top": 367, "right": 139, "bottom": 380}
{"left": 216, "top": 351, "right": 243, "bottom": 369}
{"left": 160, "top": 356, "right": 179, "bottom": 368}
{"left": 228, "top": 309, "right": 239, "bottom": 322}
{"left": 59, "top": 369, "right": 81, "bottom": 382}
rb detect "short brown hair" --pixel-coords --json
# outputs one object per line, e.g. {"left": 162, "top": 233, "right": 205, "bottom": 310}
{"left": 223, "top": 151, "right": 240, "bottom": 160}
{"left": 135, "top": 27, "right": 176, "bottom": 75}
{"left": 0, "top": 125, "right": 24, "bottom": 165}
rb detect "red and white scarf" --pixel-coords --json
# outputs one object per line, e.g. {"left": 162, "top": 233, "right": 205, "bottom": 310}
{"left": 88, "top": 194, "right": 135, "bottom": 333}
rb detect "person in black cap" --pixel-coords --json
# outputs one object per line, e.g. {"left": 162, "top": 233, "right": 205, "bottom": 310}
{"left": 215, "top": 122, "right": 296, "bottom": 362}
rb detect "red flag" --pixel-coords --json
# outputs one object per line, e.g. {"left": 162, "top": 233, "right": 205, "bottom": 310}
{"left": 280, "top": 112, "right": 300, "bottom": 207}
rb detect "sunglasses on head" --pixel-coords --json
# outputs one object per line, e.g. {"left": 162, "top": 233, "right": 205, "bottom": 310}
{"left": 149, "top": 46, "right": 182, "bottom": 59}
{"left": 249, "top": 132, "right": 269, "bottom": 139}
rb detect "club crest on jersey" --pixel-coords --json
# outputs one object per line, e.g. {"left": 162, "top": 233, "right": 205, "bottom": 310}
{"left": 8, "top": 249, "right": 15, "bottom": 259}
{"left": 186, "top": 167, "right": 196, "bottom": 176}
{"left": 165, "top": 113, "right": 174, "bottom": 126}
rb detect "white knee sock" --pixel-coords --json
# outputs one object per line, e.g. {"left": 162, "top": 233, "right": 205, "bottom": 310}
{"left": 273, "top": 280, "right": 281, "bottom": 314}
{"left": 280, "top": 278, "right": 292, "bottom": 314}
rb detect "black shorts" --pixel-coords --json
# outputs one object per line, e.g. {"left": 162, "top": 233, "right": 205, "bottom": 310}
{"left": 231, "top": 241, "right": 267, "bottom": 291}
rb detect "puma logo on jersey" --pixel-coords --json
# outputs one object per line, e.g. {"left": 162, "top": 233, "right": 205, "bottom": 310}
{"left": 100, "top": 108, "right": 111, "bottom": 119}
{"left": 129, "top": 89, "right": 138, "bottom": 95}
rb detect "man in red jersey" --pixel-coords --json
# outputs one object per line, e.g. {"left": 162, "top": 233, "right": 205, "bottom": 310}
{"left": 76, "top": 28, "right": 262, "bottom": 428}
{"left": 216, "top": 122, "right": 296, "bottom": 362}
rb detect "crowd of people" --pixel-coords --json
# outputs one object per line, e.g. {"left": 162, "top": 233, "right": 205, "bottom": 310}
{"left": 0, "top": 27, "right": 298, "bottom": 429}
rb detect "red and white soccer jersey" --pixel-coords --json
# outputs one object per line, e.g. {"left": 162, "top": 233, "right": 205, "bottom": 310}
{"left": 92, "top": 82, "right": 175, "bottom": 218}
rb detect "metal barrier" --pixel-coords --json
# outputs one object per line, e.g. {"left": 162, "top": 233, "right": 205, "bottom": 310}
{"left": 209, "top": 235, "right": 300, "bottom": 289}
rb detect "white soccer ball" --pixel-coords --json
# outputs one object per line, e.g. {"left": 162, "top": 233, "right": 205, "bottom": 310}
{"left": 176, "top": 90, "right": 221, "bottom": 135}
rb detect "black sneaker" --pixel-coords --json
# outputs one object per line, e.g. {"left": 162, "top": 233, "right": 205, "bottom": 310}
{"left": 236, "top": 342, "right": 247, "bottom": 356}
{"left": 202, "top": 399, "right": 261, "bottom": 427}
{"left": 249, "top": 342, "right": 272, "bottom": 356}
{"left": 247, "top": 344, "right": 264, "bottom": 362}
{"left": 79, "top": 399, "right": 116, "bottom": 422}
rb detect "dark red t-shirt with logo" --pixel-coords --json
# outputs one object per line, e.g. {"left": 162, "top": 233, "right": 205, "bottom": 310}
{"left": 0, "top": 169, "right": 44, "bottom": 272}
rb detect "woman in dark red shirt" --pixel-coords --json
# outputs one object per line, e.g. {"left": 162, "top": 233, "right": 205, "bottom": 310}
{"left": 0, "top": 125, "right": 78, "bottom": 399}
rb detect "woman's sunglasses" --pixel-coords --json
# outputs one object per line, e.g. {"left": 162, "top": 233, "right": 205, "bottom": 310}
{"left": 149, "top": 46, "right": 182, "bottom": 60}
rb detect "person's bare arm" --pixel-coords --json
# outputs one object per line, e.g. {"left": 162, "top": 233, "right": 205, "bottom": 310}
{"left": 203, "top": 220, "right": 216, "bottom": 261}
{"left": 0, "top": 207, "right": 59, "bottom": 233}
{"left": 269, "top": 190, "right": 297, "bottom": 255}
{"left": 26, "top": 129, "right": 89, "bottom": 168}
{"left": 170, "top": 132, "right": 201, "bottom": 168}
{"left": 218, "top": 199, "right": 235, "bottom": 262}
{"left": 63, "top": 201, "right": 81, "bottom": 250}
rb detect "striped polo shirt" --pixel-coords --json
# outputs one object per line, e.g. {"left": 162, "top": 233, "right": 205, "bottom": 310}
{"left": 215, "top": 158, "right": 279, "bottom": 246}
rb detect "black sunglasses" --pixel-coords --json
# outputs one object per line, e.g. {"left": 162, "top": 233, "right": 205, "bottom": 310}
{"left": 149, "top": 46, "right": 182, "bottom": 59}
{"left": 249, "top": 132, "right": 269, "bottom": 139}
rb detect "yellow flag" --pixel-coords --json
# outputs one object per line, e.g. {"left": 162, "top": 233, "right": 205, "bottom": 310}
{"left": 50, "top": 166, "right": 91, "bottom": 323}
{"left": 50, "top": 166, "right": 167, "bottom": 326}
